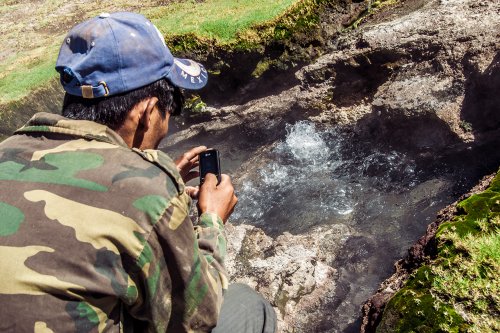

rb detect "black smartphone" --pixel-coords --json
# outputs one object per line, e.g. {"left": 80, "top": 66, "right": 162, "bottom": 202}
{"left": 199, "top": 149, "right": 221, "bottom": 185}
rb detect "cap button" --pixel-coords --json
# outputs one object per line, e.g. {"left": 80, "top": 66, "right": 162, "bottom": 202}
{"left": 99, "top": 13, "right": 110, "bottom": 18}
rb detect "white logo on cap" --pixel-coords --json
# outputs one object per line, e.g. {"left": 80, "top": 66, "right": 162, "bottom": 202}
{"left": 174, "top": 59, "right": 202, "bottom": 78}
{"left": 153, "top": 25, "right": 166, "bottom": 48}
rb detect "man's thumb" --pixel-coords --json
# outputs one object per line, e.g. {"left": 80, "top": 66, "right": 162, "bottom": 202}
{"left": 203, "top": 173, "right": 218, "bottom": 187}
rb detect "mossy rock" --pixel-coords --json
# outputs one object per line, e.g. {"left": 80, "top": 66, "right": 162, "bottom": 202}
{"left": 377, "top": 169, "right": 500, "bottom": 332}
{"left": 437, "top": 171, "right": 500, "bottom": 239}
{"left": 377, "top": 266, "right": 468, "bottom": 332}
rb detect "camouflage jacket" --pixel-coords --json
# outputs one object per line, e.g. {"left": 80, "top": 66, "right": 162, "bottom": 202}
{"left": 0, "top": 113, "right": 228, "bottom": 332}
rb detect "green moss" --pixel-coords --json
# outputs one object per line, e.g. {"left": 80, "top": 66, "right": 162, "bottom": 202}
{"left": 378, "top": 266, "right": 468, "bottom": 332}
{"left": 437, "top": 172, "right": 500, "bottom": 239}
{"left": 378, "top": 169, "right": 500, "bottom": 332}
{"left": 164, "top": 32, "right": 214, "bottom": 55}
{"left": 459, "top": 121, "right": 473, "bottom": 132}
{"left": 275, "top": 288, "right": 291, "bottom": 317}
{"left": 345, "top": 0, "right": 400, "bottom": 30}
{"left": 431, "top": 218, "right": 500, "bottom": 332}
{"left": 274, "top": 282, "right": 310, "bottom": 317}
{"left": 252, "top": 59, "right": 272, "bottom": 78}
{"left": 184, "top": 95, "right": 208, "bottom": 113}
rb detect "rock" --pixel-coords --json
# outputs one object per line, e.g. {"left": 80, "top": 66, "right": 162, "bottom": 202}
{"left": 300, "top": 0, "right": 500, "bottom": 151}
{"left": 225, "top": 223, "right": 351, "bottom": 332}
{"left": 172, "top": 0, "right": 499, "bottom": 154}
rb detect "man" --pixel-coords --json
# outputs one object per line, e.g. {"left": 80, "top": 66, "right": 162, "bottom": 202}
{"left": 0, "top": 12, "right": 275, "bottom": 332}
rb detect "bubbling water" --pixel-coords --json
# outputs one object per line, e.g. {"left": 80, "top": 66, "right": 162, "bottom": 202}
{"left": 232, "top": 121, "right": 418, "bottom": 235}
{"left": 278, "top": 121, "right": 331, "bottom": 166}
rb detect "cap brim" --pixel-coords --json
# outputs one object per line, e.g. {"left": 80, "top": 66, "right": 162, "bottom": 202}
{"left": 166, "top": 58, "right": 208, "bottom": 90}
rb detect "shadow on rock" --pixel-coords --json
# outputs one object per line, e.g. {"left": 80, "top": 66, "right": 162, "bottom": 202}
{"left": 461, "top": 51, "right": 500, "bottom": 133}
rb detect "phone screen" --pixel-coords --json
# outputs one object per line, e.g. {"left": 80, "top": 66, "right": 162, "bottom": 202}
{"left": 199, "top": 149, "right": 221, "bottom": 185}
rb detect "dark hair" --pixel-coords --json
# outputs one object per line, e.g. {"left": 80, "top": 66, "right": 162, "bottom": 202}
{"left": 62, "top": 79, "right": 184, "bottom": 128}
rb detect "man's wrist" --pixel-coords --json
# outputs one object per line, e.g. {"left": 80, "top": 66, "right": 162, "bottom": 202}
{"left": 199, "top": 212, "right": 224, "bottom": 229}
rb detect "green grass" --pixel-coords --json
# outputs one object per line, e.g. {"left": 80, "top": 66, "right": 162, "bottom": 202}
{"left": 378, "top": 171, "right": 500, "bottom": 332}
{"left": 147, "top": 0, "right": 299, "bottom": 42}
{"left": 0, "top": 44, "right": 60, "bottom": 104}
{"left": 431, "top": 217, "right": 500, "bottom": 332}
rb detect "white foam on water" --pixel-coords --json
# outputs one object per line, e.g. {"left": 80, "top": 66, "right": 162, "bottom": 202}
{"left": 234, "top": 121, "right": 358, "bottom": 226}
{"left": 260, "top": 162, "right": 289, "bottom": 186}
{"left": 277, "top": 121, "right": 331, "bottom": 167}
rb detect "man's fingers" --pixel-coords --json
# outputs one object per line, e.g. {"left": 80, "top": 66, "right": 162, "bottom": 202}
{"left": 184, "top": 170, "right": 199, "bottom": 182}
{"left": 176, "top": 146, "right": 207, "bottom": 169}
{"left": 185, "top": 186, "right": 199, "bottom": 199}
{"left": 184, "top": 146, "right": 207, "bottom": 162}
{"left": 218, "top": 174, "right": 232, "bottom": 187}
{"left": 228, "top": 195, "right": 238, "bottom": 216}
{"left": 178, "top": 160, "right": 199, "bottom": 173}
{"left": 176, "top": 147, "right": 207, "bottom": 183}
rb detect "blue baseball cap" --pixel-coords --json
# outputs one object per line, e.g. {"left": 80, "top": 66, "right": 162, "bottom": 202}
{"left": 55, "top": 12, "right": 208, "bottom": 99}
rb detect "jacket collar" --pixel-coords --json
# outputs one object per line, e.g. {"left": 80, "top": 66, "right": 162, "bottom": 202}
{"left": 15, "top": 112, "right": 128, "bottom": 148}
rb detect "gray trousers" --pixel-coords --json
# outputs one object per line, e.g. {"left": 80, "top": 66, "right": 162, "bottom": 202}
{"left": 212, "top": 284, "right": 277, "bottom": 333}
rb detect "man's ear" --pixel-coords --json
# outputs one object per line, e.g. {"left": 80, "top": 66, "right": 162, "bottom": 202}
{"left": 139, "top": 97, "right": 159, "bottom": 131}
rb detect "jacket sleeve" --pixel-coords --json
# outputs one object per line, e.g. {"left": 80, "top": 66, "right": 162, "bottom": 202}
{"left": 194, "top": 212, "right": 229, "bottom": 293}
{"left": 127, "top": 192, "right": 228, "bottom": 333}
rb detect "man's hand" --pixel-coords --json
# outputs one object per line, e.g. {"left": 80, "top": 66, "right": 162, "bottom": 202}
{"left": 175, "top": 146, "right": 207, "bottom": 183}
{"left": 198, "top": 174, "right": 238, "bottom": 223}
